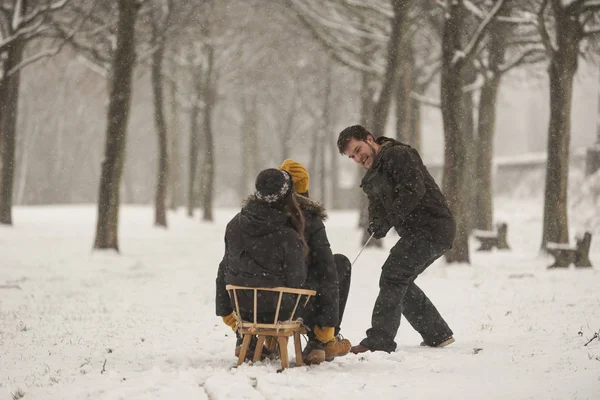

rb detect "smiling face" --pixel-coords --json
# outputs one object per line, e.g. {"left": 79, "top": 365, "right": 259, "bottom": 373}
{"left": 343, "top": 137, "right": 379, "bottom": 170}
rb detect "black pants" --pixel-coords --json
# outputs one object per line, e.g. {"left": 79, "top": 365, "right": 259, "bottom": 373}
{"left": 361, "top": 238, "right": 453, "bottom": 352}
{"left": 303, "top": 253, "right": 352, "bottom": 338}
{"left": 334, "top": 254, "right": 352, "bottom": 336}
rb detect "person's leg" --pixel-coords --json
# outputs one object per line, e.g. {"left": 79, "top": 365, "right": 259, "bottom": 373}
{"left": 333, "top": 253, "right": 352, "bottom": 336}
{"left": 301, "top": 254, "right": 353, "bottom": 363}
{"left": 360, "top": 238, "right": 449, "bottom": 352}
{"left": 402, "top": 279, "right": 454, "bottom": 346}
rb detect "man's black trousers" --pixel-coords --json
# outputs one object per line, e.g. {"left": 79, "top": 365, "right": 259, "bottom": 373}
{"left": 360, "top": 237, "right": 453, "bottom": 352}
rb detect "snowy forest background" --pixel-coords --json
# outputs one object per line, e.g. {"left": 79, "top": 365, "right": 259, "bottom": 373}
{"left": 0, "top": 0, "right": 599, "bottom": 262}
{"left": 11, "top": 1, "right": 596, "bottom": 207}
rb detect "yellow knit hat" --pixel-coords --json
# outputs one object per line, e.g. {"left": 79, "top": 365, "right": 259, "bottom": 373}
{"left": 278, "top": 159, "right": 310, "bottom": 194}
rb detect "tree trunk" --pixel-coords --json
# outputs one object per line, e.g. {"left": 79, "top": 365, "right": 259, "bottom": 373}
{"left": 473, "top": 14, "right": 508, "bottom": 231}
{"left": 0, "top": 36, "right": 24, "bottom": 225}
{"left": 329, "top": 131, "right": 340, "bottom": 208}
{"left": 395, "top": 41, "right": 413, "bottom": 144}
{"left": 241, "top": 95, "right": 258, "bottom": 197}
{"left": 249, "top": 107, "right": 260, "bottom": 192}
{"left": 410, "top": 95, "right": 422, "bottom": 153}
{"left": 151, "top": 38, "right": 168, "bottom": 227}
{"left": 318, "top": 132, "right": 326, "bottom": 203}
{"left": 309, "top": 122, "right": 319, "bottom": 176}
{"left": 589, "top": 64, "right": 600, "bottom": 176}
{"left": 475, "top": 75, "right": 500, "bottom": 230}
{"left": 319, "top": 62, "right": 332, "bottom": 205}
{"left": 441, "top": 0, "right": 470, "bottom": 264}
{"left": 187, "top": 101, "right": 200, "bottom": 217}
{"left": 370, "top": 0, "right": 407, "bottom": 137}
{"left": 240, "top": 95, "right": 258, "bottom": 197}
{"left": 94, "top": 0, "right": 138, "bottom": 250}
{"left": 326, "top": 65, "right": 339, "bottom": 209}
{"left": 541, "top": 3, "right": 580, "bottom": 250}
{"left": 281, "top": 100, "right": 295, "bottom": 161}
{"left": 202, "top": 44, "right": 215, "bottom": 222}
{"left": 357, "top": 37, "right": 381, "bottom": 246}
{"left": 462, "top": 64, "right": 477, "bottom": 232}
{"left": 168, "top": 71, "right": 182, "bottom": 211}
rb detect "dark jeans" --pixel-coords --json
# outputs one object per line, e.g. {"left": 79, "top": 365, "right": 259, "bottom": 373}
{"left": 361, "top": 237, "right": 453, "bottom": 352}
{"left": 304, "top": 253, "right": 352, "bottom": 338}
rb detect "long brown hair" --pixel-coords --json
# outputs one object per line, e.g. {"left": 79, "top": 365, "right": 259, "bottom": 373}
{"left": 284, "top": 193, "right": 309, "bottom": 256}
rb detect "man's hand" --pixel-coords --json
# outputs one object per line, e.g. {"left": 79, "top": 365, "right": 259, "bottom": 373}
{"left": 368, "top": 219, "right": 390, "bottom": 239}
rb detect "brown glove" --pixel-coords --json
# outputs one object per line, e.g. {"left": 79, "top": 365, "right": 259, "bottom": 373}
{"left": 222, "top": 312, "right": 237, "bottom": 331}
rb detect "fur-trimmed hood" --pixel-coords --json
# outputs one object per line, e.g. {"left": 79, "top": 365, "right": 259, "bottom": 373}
{"left": 294, "top": 194, "right": 327, "bottom": 221}
{"left": 242, "top": 194, "right": 327, "bottom": 221}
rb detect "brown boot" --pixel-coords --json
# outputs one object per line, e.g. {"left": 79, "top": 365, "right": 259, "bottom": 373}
{"left": 302, "top": 340, "right": 326, "bottom": 365}
{"left": 350, "top": 344, "right": 374, "bottom": 355}
{"left": 325, "top": 336, "right": 351, "bottom": 361}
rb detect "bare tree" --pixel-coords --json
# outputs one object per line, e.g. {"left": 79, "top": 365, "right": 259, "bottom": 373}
{"left": 166, "top": 68, "right": 182, "bottom": 210}
{"left": 146, "top": 0, "right": 173, "bottom": 227}
{"left": 472, "top": 0, "right": 545, "bottom": 230}
{"left": 440, "top": 0, "right": 507, "bottom": 263}
{"left": 180, "top": 46, "right": 203, "bottom": 217}
{"left": 539, "top": 0, "right": 600, "bottom": 249}
{"left": 91, "top": 1, "right": 141, "bottom": 250}
{"left": 370, "top": 0, "right": 410, "bottom": 137}
{"left": 0, "top": 0, "right": 72, "bottom": 225}
{"left": 201, "top": 35, "right": 215, "bottom": 222}
{"left": 288, "top": 0, "right": 406, "bottom": 246}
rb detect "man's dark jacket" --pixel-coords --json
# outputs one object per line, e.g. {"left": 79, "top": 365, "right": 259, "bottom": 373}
{"left": 361, "top": 137, "right": 455, "bottom": 245}
{"left": 215, "top": 197, "right": 306, "bottom": 318}
{"left": 296, "top": 194, "right": 339, "bottom": 328}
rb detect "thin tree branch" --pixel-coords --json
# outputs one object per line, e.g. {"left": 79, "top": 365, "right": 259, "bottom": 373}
{"left": 537, "top": 0, "right": 556, "bottom": 54}
{"left": 287, "top": 0, "right": 383, "bottom": 74}
{"left": 74, "top": 54, "right": 109, "bottom": 78}
{"left": 19, "top": 0, "right": 68, "bottom": 29}
{"left": 499, "top": 46, "right": 546, "bottom": 73}
{"left": 583, "top": 332, "right": 599, "bottom": 346}
{"left": 461, "top": 0, "right": 509, "bottom": 62}
{"left": 584, "top": 25, "right": 600, "bottom": 37}
{"left": 462, "top": 74, "right": 484, "bottom": 93}
{"left": 7, "top": 0, "right": 100, "bottom": 76}
{"left": 341, "top": 0, "right": 393, "bottom": 18}
{"left": 410, "top": 91, "right": 440, "bottom": 108}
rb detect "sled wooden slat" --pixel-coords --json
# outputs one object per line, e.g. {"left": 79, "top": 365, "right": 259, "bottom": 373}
{"left": 225, "top": 285, "right": 316, "bottom": 370}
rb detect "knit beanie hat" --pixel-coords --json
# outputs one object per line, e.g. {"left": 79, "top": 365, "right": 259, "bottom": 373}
{"left": 278, "top": 159, "right": 309, "bottom": 194}
{"left": 255, "top": 168, "right": 294, "bottom": 204}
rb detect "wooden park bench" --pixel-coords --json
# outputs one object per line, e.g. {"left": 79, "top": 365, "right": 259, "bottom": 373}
{"left": 225, "top": 285, "right": 316, "bottom": 370}
{"left": 473, "top": 222, "right": 510, "bottom": 251}
{"left": 546, "top": 232, "right": 593, "bottom": 269}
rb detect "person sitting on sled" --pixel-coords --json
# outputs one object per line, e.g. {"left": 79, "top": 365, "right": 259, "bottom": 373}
{"left": 278, "top": 159, "right": 351, "bottom": 364}
{"left": 215, "top": 168, "right": 308, "bottom": 360}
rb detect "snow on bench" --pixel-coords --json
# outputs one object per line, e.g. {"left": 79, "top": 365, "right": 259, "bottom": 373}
{"left": 472, "top": 230, "right": 498, "bottom": 238}
{"left": 546, "top": 232, "right": 593, "bottom": 269}
{"left": 546, "top": 242, "right": 574, "bottom": 250}
{"left": 473, "top": 222, "right": 510, "bottom": 251}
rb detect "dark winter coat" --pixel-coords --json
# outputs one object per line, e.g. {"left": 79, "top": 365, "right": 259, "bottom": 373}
{"left": 361, "top": 137, "right": 456, "bottom": 246}
{"left": 215, "top": 197, "right": 307, "bottom": 318}
{"left": 296, "top": 194, "right": 340, "bottom": 328}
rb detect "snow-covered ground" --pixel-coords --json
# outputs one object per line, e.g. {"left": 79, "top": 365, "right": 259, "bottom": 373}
{"left": 1, "top": 196, "right": 599, "bottom": 399}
